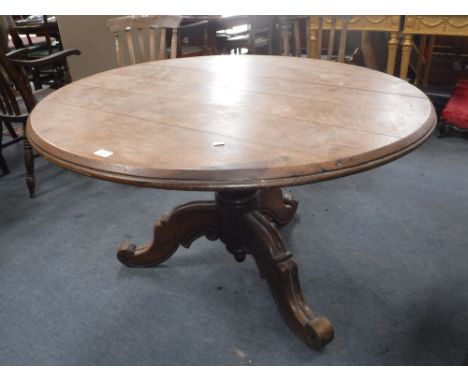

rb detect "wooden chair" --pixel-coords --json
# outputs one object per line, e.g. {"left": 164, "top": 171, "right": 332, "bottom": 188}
{"left": 0, "top": 46, "right": 80, "bottom": 197}
{"left": 7, "top": 44, "right": 77, "bottom": 90}
{"left": 107, "top": 15, "right": 183, "bottom": 66}
{"left": 279, "top": 16, "right": 309, "bottom": 57}
{"left": 7, "top": 16, "right": 69, "bottom": 90}
{"left": 10, "top": 16, "right": 62, "bottom": 54}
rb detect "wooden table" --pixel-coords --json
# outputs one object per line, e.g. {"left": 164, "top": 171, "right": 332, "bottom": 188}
{"left": 27, "top": 55, "right": 436, "bottom": 348}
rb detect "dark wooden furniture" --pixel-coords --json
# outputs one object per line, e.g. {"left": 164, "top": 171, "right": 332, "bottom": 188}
{"left": 0, "top": 46, "right": 80, "bottom": 196}
{"left": 215, "top": 16, "right": 274, "bottom": 55}
{"left": 7, "top": 44, "right": 77, "bottom": 90}
{"left": 180, "top": 15, "right": 222, "bottom": 56}
{"left": 178, "top": 18, "right": 209, "bottom": 58}
{"left": 9, "top": 16, "right": 62, "bottom": 53}
{"left": 26, "top": 55, "right": 437, "bottom": 348}
{"left": 0, "top": 47, "right": 38, "bottom": 188}
{"left": 8, "top": 16, "right": 68, "bottom": 90}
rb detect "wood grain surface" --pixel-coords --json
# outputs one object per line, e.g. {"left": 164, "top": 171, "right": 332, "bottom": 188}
{"left": 26, "top": 55, "right": 437, "bottom": 191}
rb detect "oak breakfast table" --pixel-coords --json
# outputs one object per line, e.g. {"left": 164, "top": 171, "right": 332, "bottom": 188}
{"left": 26, "top": 55, "right": 436, "bottom": 348}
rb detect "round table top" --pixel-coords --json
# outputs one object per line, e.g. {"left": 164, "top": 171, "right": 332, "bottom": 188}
{"left": 27, "top": 55, "right": 437, "bottom": 191}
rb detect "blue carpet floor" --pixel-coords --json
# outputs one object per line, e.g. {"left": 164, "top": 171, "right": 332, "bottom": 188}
{"left": 1, "top": 132, "right": 468, "bottom": 365}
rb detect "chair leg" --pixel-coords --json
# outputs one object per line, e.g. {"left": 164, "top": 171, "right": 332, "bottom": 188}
{"left": 4, "top": 121, "right": 18, "bottom": 138}
{"left": 0, "top": 121, "right": 9, "bottom": 175}
{"left": 437, "top": 123, "right": 447, "bottom": 138}
{"left": 23, "top": 136, "right": 35, "bottom": 198}
{"left": 0, "top": 151, "right": 9, "bottom": 175}
{"left": 31, "top": 68, "right": 43, "bottom": 90}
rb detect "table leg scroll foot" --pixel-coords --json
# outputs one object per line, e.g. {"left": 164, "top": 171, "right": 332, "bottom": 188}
{"left": 243, "top": 211, "right": 334, "bottom": 348}
{"left": 117, "top": 201, "right": 218, "bottom": 267}
{"left": 260, "top": 188, "right": 298, "bottom": 227}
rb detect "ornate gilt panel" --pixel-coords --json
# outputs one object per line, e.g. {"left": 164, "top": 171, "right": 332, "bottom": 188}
{"left": 404, "top": 16, "right": 468, "bottom": 36}
{"left": 310, "top": 16, "right": 400, "bottom": 32}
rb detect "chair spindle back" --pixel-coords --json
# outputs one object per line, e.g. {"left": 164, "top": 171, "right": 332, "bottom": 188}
{"left": 107, "top": 15, "right": 183, "bottom": 67}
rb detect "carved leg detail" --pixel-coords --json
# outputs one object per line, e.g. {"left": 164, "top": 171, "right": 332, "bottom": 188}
{"left": 242, "top": 211, "right": 334, "bottom": 348}
{"left": 260, "top": 188, "right": 298, "bottom": 227}
{"left": 118, "top": 190, "right": 333, "bottom": 348}
{"left": 117, "top": 201, "right": 218, "bottom": 267}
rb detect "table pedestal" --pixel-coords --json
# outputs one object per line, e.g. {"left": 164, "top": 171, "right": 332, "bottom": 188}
{"left": 117, "top": 188, "right": 334, "bottom": 348}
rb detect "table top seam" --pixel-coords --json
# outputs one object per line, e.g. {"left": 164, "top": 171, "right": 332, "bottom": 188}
{"left": 107, "top": 60, "right": 428, "bottom": 100}
{"left": 49, "top": 82, "right": 413, "bottom": 141}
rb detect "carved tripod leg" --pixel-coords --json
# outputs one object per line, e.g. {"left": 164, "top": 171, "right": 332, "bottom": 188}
{"left": 117, "top": 201, "right": 218, "bottom": 267}
{"left": 242, "top": 210, "right": 333, "bottom": 348}
{"left": 259, "top": 188, "right": 298, "bottom": 227}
